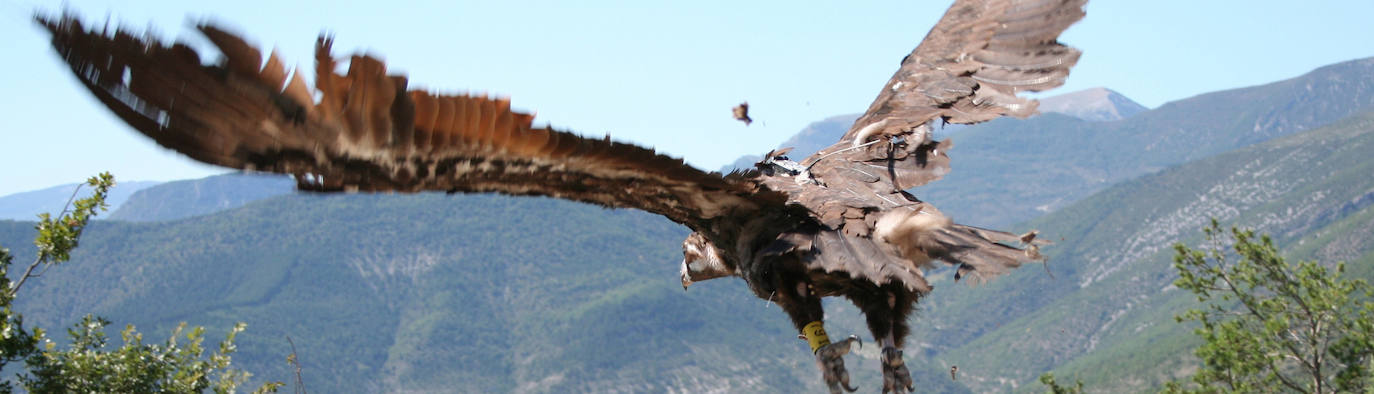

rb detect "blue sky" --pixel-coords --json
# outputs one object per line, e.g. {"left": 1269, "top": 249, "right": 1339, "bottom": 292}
{"left": 1, "top": 0, "right": 1372, "bottom": 196}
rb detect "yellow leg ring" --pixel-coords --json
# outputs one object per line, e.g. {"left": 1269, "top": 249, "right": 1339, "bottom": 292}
{"left": 803, "top": 321, "right": 831, "bottom": 353}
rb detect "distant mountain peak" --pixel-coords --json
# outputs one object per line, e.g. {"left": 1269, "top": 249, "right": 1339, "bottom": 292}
{"left": 1037, "top": 87, "right": 1148, "bottom": 121}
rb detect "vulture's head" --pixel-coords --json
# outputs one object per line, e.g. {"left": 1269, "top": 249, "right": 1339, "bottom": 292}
{"left": 680, "top": 232, "right": 734, "bottom": 290}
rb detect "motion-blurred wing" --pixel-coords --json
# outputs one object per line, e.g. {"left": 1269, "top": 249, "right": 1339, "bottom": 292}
{"left": 38, "top": 14, "right": 778, "bottom": 225}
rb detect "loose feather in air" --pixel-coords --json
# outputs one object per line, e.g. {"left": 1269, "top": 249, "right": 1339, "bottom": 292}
{"left": 732, "top": 101, "right": 753, "bottom": 125}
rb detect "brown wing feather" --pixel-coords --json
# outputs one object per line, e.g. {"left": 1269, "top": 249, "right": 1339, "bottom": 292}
{"left": 845, "top": 0, "right": 1085, "bottom": 143}
{"left": 37, "top": 14, "right": 779, "bottom": 227}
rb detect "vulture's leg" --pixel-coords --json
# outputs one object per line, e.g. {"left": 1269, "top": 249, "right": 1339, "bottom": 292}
{"left": 850, "top": 285, "right": 917, "bottom": 393}
{"left": 771, "top": 268, "right": 860, "bottom": 393}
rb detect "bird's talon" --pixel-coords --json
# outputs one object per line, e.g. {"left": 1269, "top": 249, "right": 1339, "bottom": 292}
{"left": 816, "top": 337, "right": 860, "bottom": 394}
{"left": 881, "top": 347, "right": 914, "bottom": 393}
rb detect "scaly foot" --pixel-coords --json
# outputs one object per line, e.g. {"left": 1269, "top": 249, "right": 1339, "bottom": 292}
{"left": 881, "top": 347, "right": 913, "bottom": 393}
{"left": 815, "top": 335, "right": 861, "bottom": 393}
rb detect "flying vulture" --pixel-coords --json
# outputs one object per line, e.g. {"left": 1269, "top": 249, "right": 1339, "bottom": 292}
{"left": 37, "top": 0, "right": 1085, "bottom": 391}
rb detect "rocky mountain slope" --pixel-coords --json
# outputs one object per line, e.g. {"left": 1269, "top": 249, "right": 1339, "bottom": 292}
{"left": 919, "top": 108, "right": 1374, "bottom": 392}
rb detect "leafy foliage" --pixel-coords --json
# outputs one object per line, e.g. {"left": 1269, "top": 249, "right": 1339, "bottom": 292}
{"left": 23, "top": 317, "right": 269, "bottom": 394}
{"left": 1038, "top": 372, "right": 1083, "bottom": 394}
{"left": 15, "top": 172, "right": 114, "bottom": 294}
{"left": 0, "top": 173, "right": 279, "bottom": 393}
{"left": 1167, "top": 219, "right": 1374, "bottom": 393}
{"left": 0, "top": 247, "right": 42, "bottom": 393}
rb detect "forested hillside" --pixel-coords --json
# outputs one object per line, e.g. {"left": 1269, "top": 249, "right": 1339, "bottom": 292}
{"left": 914, "top": 109, "right": 1374, "bottom": 392}
{"left": 1, "top": 193, "right": 966, "bottom": 392}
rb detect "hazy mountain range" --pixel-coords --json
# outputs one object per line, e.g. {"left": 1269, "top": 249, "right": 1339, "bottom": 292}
{"left": 720, "top": 87, "right": 1146, "bottom": 174}
{"left": 0, "top": 180, "right": 160, "bottom": 221}
{"left": 106, "top": 174, "right": 293, "bottom": 222}
{"left": 724, "top": 58, "right": 1374, "bottom": 229}
{"left": 2, "top": 57, "right": 1372, "bottom": 392}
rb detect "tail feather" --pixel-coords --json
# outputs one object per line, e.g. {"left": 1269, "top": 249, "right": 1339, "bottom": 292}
{"left": 931, "top": 224, "right": 1045, "bottom": 283}
{"left": 875, "top": 207, "right": 1046, "bottom": 285}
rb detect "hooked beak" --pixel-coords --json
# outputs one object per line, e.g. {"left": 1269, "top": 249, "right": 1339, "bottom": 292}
{"left": 680, "top": 259, "right": 692, "bottom": 291}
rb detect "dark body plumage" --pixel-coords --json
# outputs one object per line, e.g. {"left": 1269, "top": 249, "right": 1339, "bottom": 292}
{"left": 37, "top": 0, "right": 1086, "bottom": 391}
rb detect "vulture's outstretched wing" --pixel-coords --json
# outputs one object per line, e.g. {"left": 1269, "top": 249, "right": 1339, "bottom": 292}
{"left": 37, "top": 15, "right": 781, "bottom": 226}
{"left": 803, "top": 0, "right": 1086, "bottom": 197}
{"left": 849, "top": 0, "right": 1085, "bottom": 143}
{"left": 767, "top": 0, "right": 1084, "bottom": 288}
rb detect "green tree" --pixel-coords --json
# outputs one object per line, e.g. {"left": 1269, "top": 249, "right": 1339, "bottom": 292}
{"left": 0, "top": 173, "right": 281, "bottom": 393}
{"left": 1039, "top": 372, "right": 1084, "bottom": 394}
{"left": 1167, "top": 219, "right": 1374, "bottom": 393}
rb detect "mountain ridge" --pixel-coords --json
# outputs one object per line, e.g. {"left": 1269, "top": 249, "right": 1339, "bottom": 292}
{"left": 0, "top": 180, "right": 160, "bottom": 221}
{"left": 1036, "top": 87, "right": 1148, "bottom": 122}
{"left": 723, "top": 57, "right": 1374, "bottom": 229}
{"left": 920, "top": 56, "right": 1374, "bottom": 228}
{"left": 719, "top": 87, "right": 1141, "bottom": 173}
{"left": 107, "top": 173, "right": 293, "bottom": 222}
